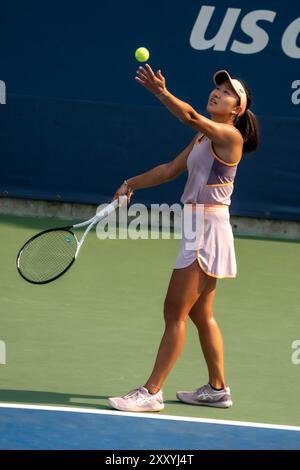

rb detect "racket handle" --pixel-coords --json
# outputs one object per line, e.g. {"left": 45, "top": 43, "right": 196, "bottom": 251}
{"left": 96, "top": 195, "right": 127, "bottom": 220}
{"left": 117, "top": 195, "right": 128, "bottom": 207}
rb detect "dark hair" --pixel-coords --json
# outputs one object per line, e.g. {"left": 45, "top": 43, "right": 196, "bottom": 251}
{"left": 234, "top": 79, "right": 259, "bottom": 154}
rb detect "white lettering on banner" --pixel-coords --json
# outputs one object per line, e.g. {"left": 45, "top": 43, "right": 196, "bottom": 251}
{"left": 282, "top": 18, "right": 300, "bottom": 59}
{"left": 291, "top": 80, "right": 300, "bottom": 104}
{"left": 231, "top": 10, "right": 276, "bottom": 54}
{"left": 190, "top": 6, "right": 241, "bottom": 51}
{"left": 190, "top": 5, "right": 300, "bottom": 58}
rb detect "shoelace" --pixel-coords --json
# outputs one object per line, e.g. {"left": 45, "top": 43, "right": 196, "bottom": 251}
{"left": 123, "top": 388, "right": 141, "bottom": 398}
{"left": 123, "top": 387, "right": 158, "bottom": 405}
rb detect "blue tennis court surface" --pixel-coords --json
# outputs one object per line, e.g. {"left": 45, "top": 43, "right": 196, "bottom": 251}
{"left": 0, "top": 404, "right": 299, "bottom": 450}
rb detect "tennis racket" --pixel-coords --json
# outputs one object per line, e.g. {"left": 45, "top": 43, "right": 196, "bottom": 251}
{"left": 16, "top": 195, "right": 127, "bottom": 285}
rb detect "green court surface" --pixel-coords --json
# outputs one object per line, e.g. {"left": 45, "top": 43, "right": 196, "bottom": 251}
{"left": 0, "top": 214, "right": 300, "bottom": 426}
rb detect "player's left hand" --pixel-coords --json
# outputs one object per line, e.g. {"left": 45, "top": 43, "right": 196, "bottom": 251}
{"left": 135, "top": 64, "right": 167, "bottom": 96}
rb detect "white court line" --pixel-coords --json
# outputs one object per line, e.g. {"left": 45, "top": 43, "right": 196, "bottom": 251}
{"left": 0, "top": 402, "right": 300, "bottom": 432}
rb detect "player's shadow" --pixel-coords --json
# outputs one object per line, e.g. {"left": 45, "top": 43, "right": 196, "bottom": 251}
{"left": 0, "top": 390, "right": 191, "bottom": 411}
{"left": 0, "top": 389, "right": 112, "bottom": 410}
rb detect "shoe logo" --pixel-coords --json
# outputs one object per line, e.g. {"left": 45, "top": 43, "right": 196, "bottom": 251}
{"left": 196, "top": 387, "right": 228, "bottom": 403}
{"left": 197, "top": 391, "right": 215, "bottom": 402}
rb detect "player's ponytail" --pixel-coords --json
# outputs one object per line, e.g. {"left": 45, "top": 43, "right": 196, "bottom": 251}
{"left": 234, "top": 80, "right": 259, "bottom": 154}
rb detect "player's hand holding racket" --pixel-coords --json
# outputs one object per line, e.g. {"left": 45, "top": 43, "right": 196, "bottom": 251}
{"left": 16, "top": 195, "right": 128, "bottom": 285}
{"left": 112, "top": 180, "right": 134, "bottom": 202}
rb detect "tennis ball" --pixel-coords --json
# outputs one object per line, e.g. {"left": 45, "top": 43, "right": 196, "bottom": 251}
{"left": 135, "top": 47, "right": 150, "bottom": 62}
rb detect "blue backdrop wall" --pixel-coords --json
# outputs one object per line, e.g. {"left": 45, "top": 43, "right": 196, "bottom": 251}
{"left": 0, "top": 1, "right": 299, "bottom": 219}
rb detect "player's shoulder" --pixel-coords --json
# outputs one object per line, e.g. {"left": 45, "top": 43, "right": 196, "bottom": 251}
{"left": 228, "top": 125, "right": 243, "bottom": 144}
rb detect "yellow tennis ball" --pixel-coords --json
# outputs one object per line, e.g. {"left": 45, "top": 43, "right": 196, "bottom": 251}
{"left": 135, "top": 47, "right": 150, "bottom": 62}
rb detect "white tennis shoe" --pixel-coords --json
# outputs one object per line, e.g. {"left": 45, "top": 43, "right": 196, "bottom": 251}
{"left": 176, "top": 383, "right": 232, "bottom": 408}
{"left": 108, "top": 386, "right": 164, "bottom": 412}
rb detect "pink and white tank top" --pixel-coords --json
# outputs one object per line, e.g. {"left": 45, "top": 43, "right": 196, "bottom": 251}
{"left": 181, "top": 134, "right": 241, "bottom": 206}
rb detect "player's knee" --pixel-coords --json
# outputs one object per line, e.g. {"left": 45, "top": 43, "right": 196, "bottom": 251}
{"left": 190, "top": 309, "right": 214, "bottom": 328}
{"left": 163, "top": 298, "right": 187, "bottom": 324}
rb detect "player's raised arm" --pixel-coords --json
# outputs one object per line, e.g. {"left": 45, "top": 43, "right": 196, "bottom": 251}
{"left": 135, "top": 64, "right": 244, "bottom": 149}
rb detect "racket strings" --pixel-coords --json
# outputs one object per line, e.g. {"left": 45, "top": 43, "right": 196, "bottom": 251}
{"left": 17, "top": 230, "right": 77, "bottom": 283}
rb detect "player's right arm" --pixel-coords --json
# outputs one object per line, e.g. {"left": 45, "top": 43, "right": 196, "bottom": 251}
{"left": 112, "top": 134, "right": 198, "bottom": 200}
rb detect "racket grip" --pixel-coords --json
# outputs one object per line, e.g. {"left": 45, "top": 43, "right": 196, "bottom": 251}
{"left": 117, "top": 195, "right": 128, "bottom": 208}
{"left": 96, "top": 195, "right": 127, "bottom": 220}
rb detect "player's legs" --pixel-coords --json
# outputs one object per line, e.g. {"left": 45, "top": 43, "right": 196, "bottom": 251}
{"left": 144, "top": 260, "right": 211, "bottom": 394}
{"left": 108, "top": 260, "right": 229, "bottom": 411}
{"left": 188, "top": 272, "right": 225, "bottom": 389}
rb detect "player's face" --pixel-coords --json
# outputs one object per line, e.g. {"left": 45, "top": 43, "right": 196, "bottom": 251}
{"left": 206, "top": 80, "right": 240, "bottom": 118}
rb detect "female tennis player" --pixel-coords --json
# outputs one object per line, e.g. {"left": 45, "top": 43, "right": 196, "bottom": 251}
{"left": 108, "top": 66, "right": 259, "bottom": 412}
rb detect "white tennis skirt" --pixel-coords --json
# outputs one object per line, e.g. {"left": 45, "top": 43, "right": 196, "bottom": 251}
{"left": 174, "top": 204, "right": 237, "bottom": 279}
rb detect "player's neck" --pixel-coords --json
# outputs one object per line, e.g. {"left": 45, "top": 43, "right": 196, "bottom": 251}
{"left": 210, "top": 115, "right": 234, "bottom": 126}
